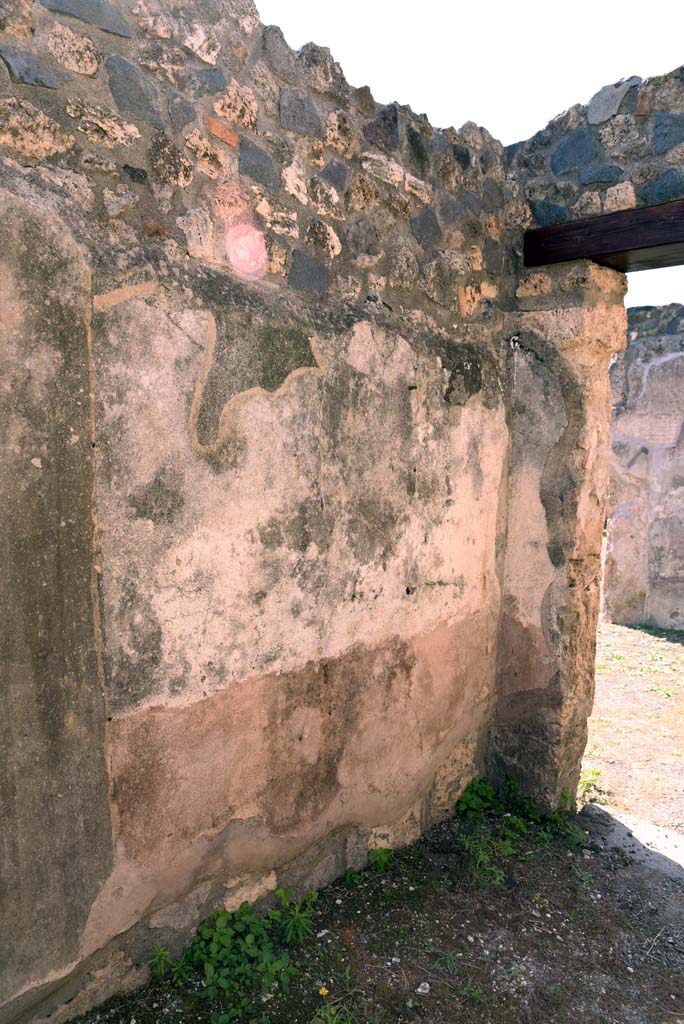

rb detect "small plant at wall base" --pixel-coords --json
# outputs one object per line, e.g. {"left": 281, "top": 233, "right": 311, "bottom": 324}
{"left": 455, "top": 777, "right": 499, "bottom": 819}
{"left": 578, "top": 767, "right": 609, "bottom": 805}
{"left": 150, "top": 890, "right": 318, "bottom": 1023}
{"left": 270, "top": 888, "right": 317, "bottom": 945}
{"left": 367, "top": 847, "right": 393, "bottom": 873}
{"left": 453, "top": 777, "right": 584, "bottom": 886}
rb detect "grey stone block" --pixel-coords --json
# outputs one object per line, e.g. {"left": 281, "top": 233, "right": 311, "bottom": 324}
{"left": 106, "top": 54, "right": 163, "bottom": 128}
{"left": 550, "top": 127, "right": 596, "bottom": 174}
{"left": 288, "top": 249, "right": 328, "bottom": 292}
{"left": 0, "top": 44, "right": 68, "bottom": 88}
{"left": 652, "top": 112, "right": 684, "bottom": 156}
{"left": 39, "top": 0, "right": 131, "bottom": 37}
{"left": 239, "top": 136, "right": 279, "bottom": 189}
{"left": 588, "top": 76, "right": 641, "bottom": 125}
{"left": 410, "top": 207, "right": 442, "bottom": 248}
{"left": 279, "top": 86, "right": 322, "bottom": 137}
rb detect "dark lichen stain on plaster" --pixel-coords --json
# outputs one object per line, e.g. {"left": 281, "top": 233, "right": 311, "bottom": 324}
{"left": 109, "top": 576, "right": 164, "bottom": 711}
{"left": 263, "top": 638, "right": 416, "bottom": 832}
{"left": 260, "top": 497, "right": 335, "bottom": 555}
{"left": 426, "top": 339, "right": 499, "bottom": 409}
{"left": 127, "top": 466, "right": 185, "bottom": 525}
{"left": 194, "top": 307, "right": 317, "bottom": 449}
{"left": 346, "top": 493, "right": 402, "bottom": 564}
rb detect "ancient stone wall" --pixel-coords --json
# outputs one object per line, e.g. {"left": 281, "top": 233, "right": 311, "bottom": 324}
{"left": 604, "top": 305, "right": 684, "bottom": 628}
{"left": 2, "top": 4, "right": 679, "bottom": 1020}
{"left": 511, "top": 68, "right": 684, "bottom": 224}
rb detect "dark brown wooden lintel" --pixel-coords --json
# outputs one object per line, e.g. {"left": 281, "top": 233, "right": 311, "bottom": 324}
{"left": 523, "top": 198, "right": 684, "bottom": 272}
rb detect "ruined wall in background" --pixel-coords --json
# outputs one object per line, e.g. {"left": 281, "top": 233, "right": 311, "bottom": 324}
{"left": 604, "top": 305, "right": 684, "bottom": 628}
{"left": 4, "top": 2, "right": 683, "bottom": 1020}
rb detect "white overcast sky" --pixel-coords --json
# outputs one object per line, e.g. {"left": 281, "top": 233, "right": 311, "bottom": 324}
{"left": 257, "top": 0, "right": 684, "bottom": 308}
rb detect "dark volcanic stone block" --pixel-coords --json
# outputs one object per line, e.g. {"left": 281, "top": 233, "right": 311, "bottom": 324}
{"left": 438, "top": 189, "right": 481, "bottom": 225}
{"left": 531, "top": 200, "right": 568, "bottom": 226}
{"left": 363, "top": 103, "right": 399, "bottom": 150}
{"left": 639, "top": 167, "right": 684, "bottom": 205}
{"left": 651, "top": 112, "right": 684, "bottom": 156}
{"left": 168, "top": 91, "right": 196, "bottom": 133}
{"left": 410, "top": 207, "right": 442, "bottom": 248}
{"left": 279, "top": 87, "right": 322, "bottom": 137}
{"left": 262, "top": 24, "right": 296, "bottom": 81}
{"left": 482, "top": 177, "right": 503, "bottom": 212}
{"left": 0, "top": 44, "right": 68, "bottom": 88}
{"left": 122, "top": 164, "right": 148, "bottom": 184}
{"left": 106, "top": 54, "right": 163, "bottom": 128}
{"left": 550, "top": 126, "right": 596, "bottom": 174}
{"left": 321, "top": 158, "right": 347, "bottom": 191}
{"left": 288, "top": 250, "right": 328, "bottom": 293}
{"left": 407, "top": 125, "right": 430, "bottom": 174}
{"left": 193, "top": 66, "right": 226, "bottom": 97}
{"left": 451, "top": 142, "right": 471, "bottom": 170}
{"left": 579, "top": 163, "right": 623, "bottom": 186}
{"left": 239, "top": 136, "right": 279, "bottom": 189}
{"left": 39, "top": 0, "right": 131, "bottom": 37}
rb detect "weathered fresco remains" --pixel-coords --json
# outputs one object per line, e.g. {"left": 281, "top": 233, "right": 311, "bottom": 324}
{"left": 0, "top": 1, "right": 681, "bottom": 1018}
{"left": 604, "top": 305, "right": 684, "bottom": 628}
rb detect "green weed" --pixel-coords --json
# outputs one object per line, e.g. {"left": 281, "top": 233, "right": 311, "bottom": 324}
{"left": 578, "top": 767, "right": 608, "bottom": 805}
{"left": 150, "top": 944, "right": 173, "bottom": 980}
{"left": 311, "top": 1003, "right": 357, "bottom": 1024}
{"left": 368, "top": 847, "right": 393, "bottom": 873}
{"left": 430, "top": 948, "right": 461, "bottom": 975}
{"left": 455, "top": 778, "right": 498, "bottom": 819}
{"left": 271, "top": 889, "right": 317, "bottom": 946}
{"left": 149, "top": 889, "right": 318, "bottom": 1023}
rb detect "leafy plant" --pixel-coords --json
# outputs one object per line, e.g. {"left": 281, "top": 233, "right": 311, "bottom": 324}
{"left": 311, "top": 1003, "right": 357, "bottom": 1024}
{"left": 150, "top": 943, "right": 173, "bottom": 979}
{"left": 502, "top": 813, "right": 528, "bottom": 837}
{"left": 504, "top": 777, "right": 542, "bottom": 822}
{"left": 343, "top": 867, "right": 361, "bottom": 885}
{"left": 149, "top": 894, "right": 312, "bottom": 1023}
{"left": 558, "top": 820, "right": 588, "bottom": 852}
{"left": 461, "top": 979, "right": 490, "bottom": 1003}
{"left": 456, "top": 778, "right": 499, "bottom": 819}
{"left": 457, "top": 824, "right": 508, "bottom": 886}
{"left": 271, "top": 889, "right": 317, "bottom": 946}
{"left": 368, "top": 847, "right": 393, "bottom": 873}
{"left": 190, "top": 901, "right": 296, "bottom": 1020}
{"left": 578, "top": 767, "right": 608, "bottom": 804}
{"left": 169, "top": 949, "right": 194, "bottom": 987}
{"left": 430, "top": 948, "right": 461, "bottom": 975}
{"left": 571, "top": 862, "right": 590, "bottom": 886}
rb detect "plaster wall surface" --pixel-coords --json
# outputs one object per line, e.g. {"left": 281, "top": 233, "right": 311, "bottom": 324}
{"left": 2, "top": 2, "right": 679, "bottom": 1020}
{"left": 604, "top": 305, "right": 684, "bottom": 628}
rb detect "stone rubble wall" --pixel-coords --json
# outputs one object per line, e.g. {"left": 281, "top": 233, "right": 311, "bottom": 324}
{"left": 604, "top": 305, "right": 684, "bottom": 628}
{"left": 511, "top": 67, "right": 684, "bottom": 225}
{"left": 1, "top": 2, "right": 677, "bottom": 1020}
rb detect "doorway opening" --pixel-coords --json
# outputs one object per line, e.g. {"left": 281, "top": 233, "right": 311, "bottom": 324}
{"left": 584, "top": 264, "right": 684, "bottom": 845}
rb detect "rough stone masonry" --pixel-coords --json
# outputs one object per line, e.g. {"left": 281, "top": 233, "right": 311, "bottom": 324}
{"left": 604, "top": 304, "right": 684, "bottom": 628}
{"left": 0, "top": 1, "right": 682, "bottom": 1019}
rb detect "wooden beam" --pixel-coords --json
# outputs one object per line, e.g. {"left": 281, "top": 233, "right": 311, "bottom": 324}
{"left": 523, "top": 198, "right": 684, "bottom": 272}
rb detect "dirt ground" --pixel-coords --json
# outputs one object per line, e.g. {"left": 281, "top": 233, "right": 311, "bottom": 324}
{"left": 73, "top": 623, "right": 684, "bottom": 1024}
{"left": 584, "top": 621, "right": 684, "bottom": 833}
